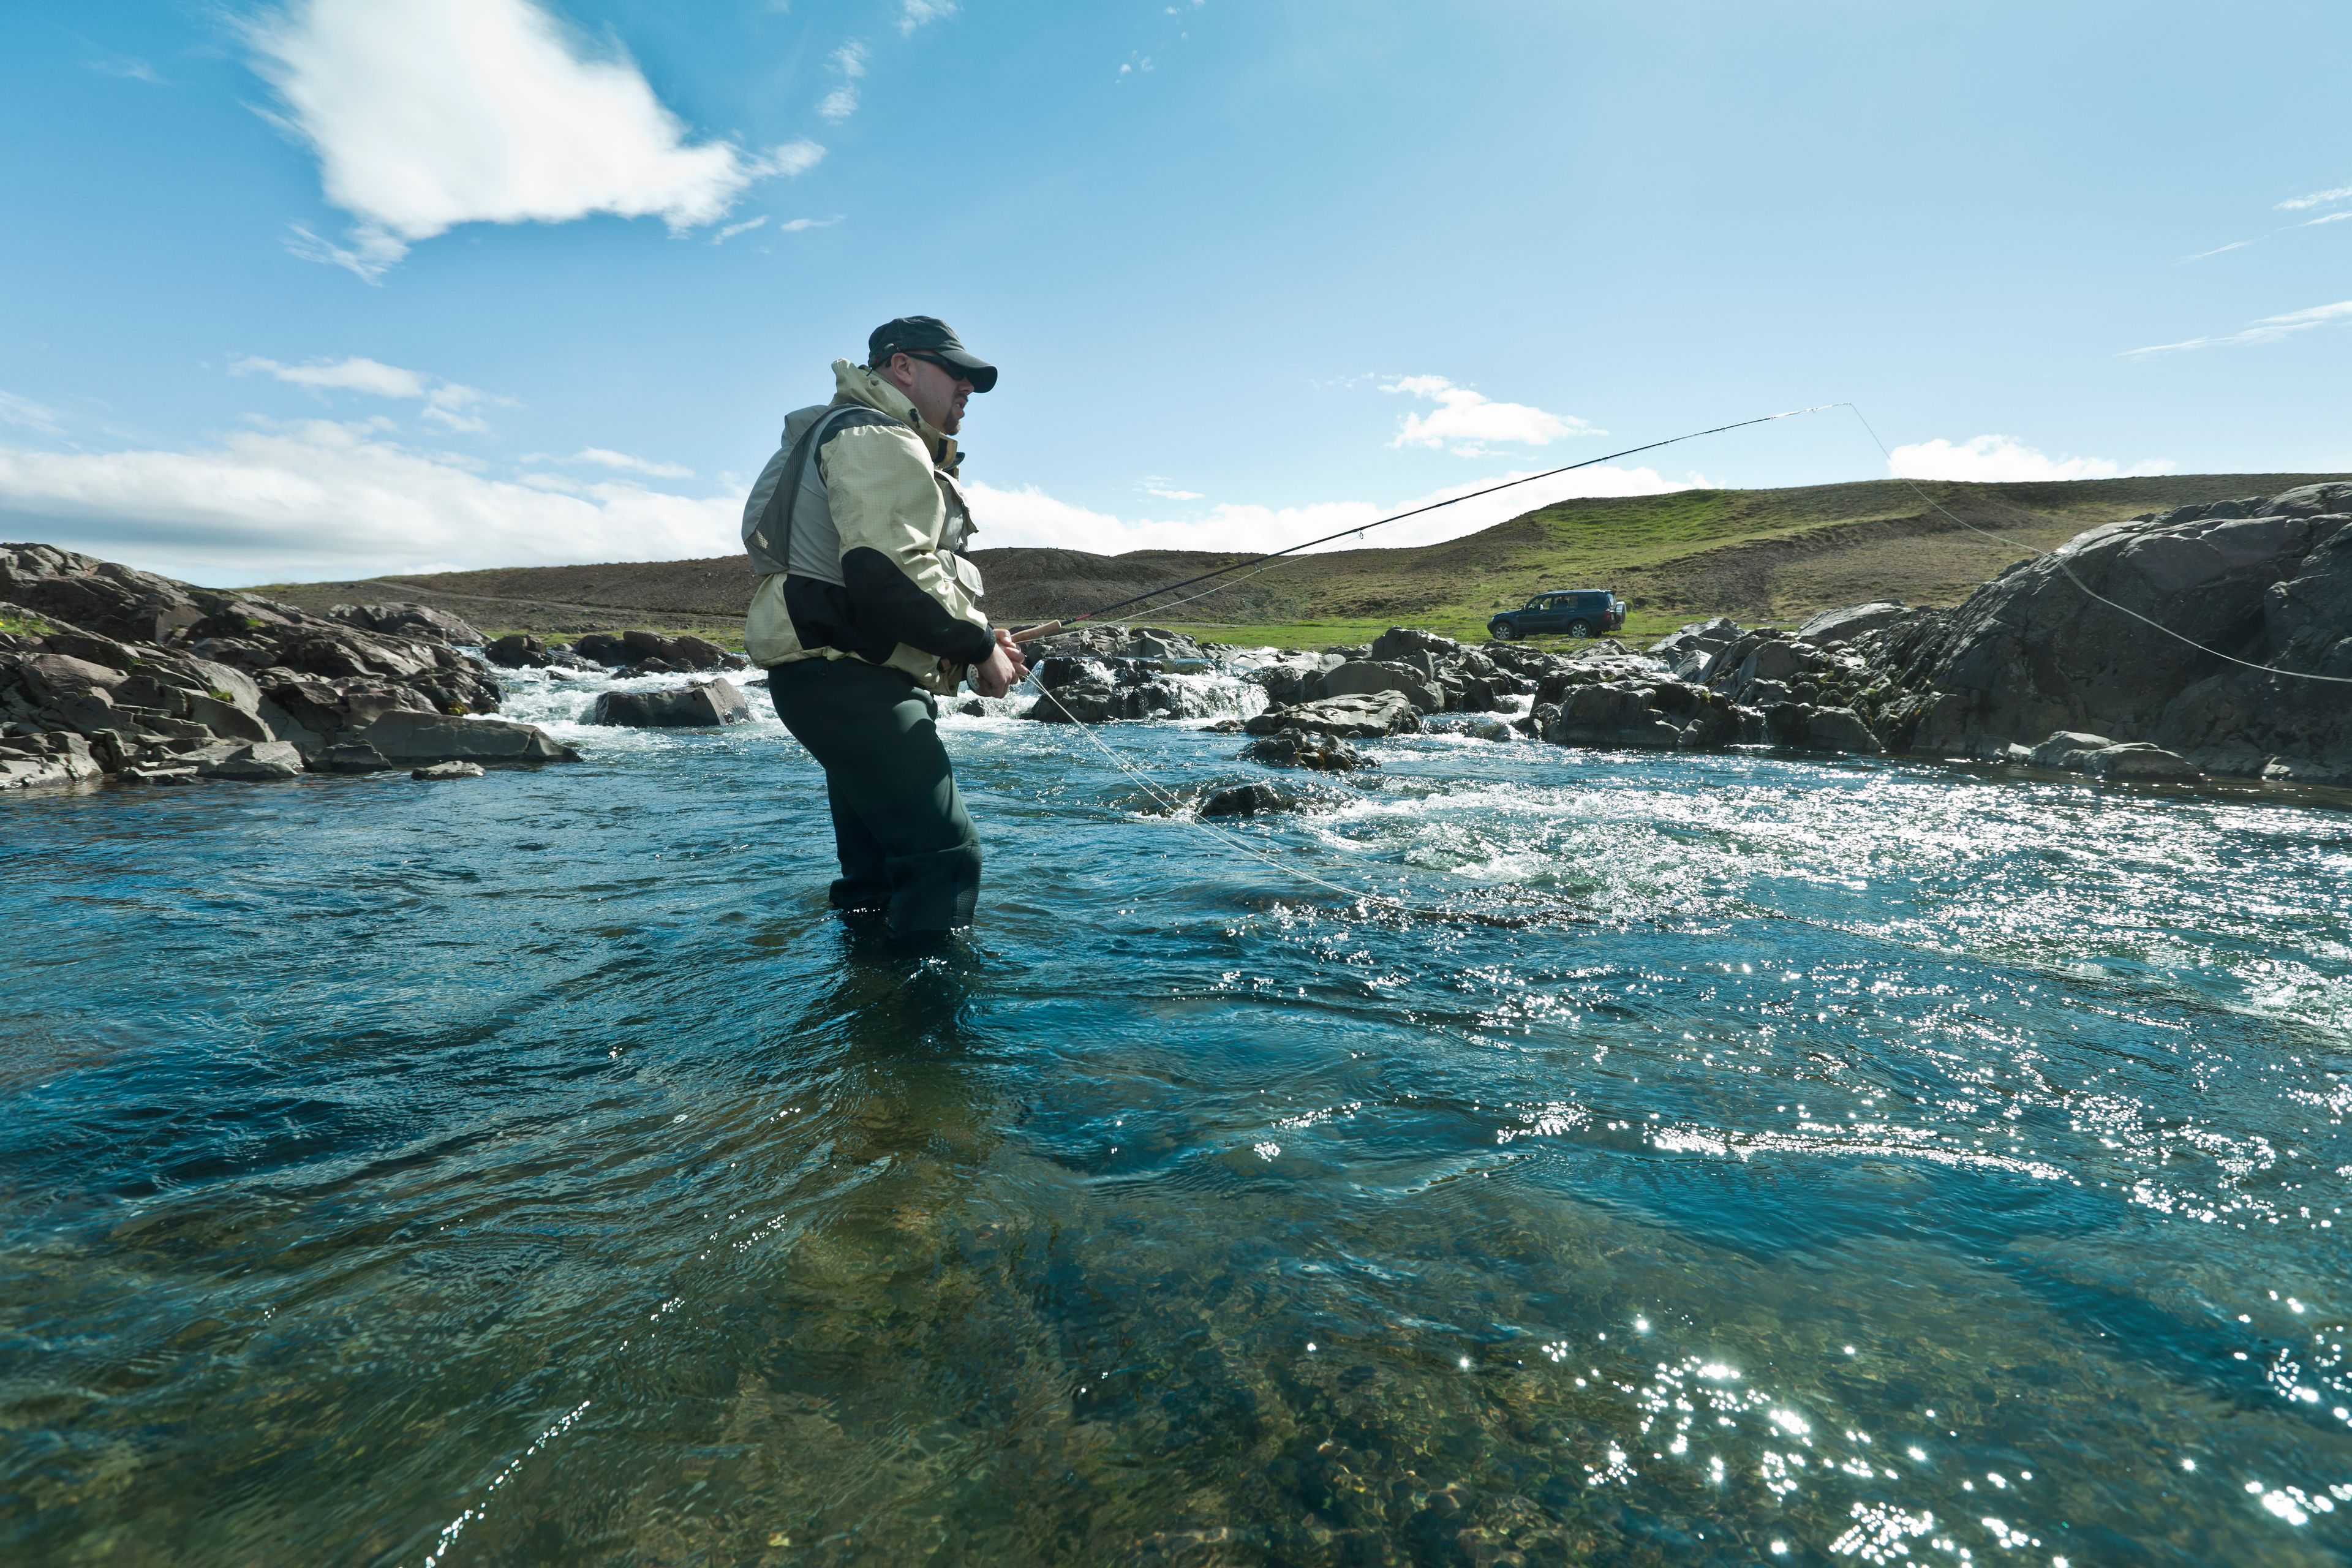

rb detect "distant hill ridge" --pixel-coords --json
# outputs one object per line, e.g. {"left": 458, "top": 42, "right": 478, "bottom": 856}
{"left": 252, "top": 472, "right": 2352, "bottom": 648}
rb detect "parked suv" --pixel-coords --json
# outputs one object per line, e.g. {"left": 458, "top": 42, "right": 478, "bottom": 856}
{"left": 1488, "top": 589, "right": 1625, "bottom": 640}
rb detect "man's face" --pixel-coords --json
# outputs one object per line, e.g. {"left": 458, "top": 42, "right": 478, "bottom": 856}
{"left": 887, "top": 353, "right": 973, "bottom": 435}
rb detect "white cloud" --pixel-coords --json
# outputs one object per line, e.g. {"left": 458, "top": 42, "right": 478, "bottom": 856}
{"left": 1886, "top": 434, "right": 2174, "bottom": 483}
{"left": 230, "top": 355, "right": 508, "bottom": 432}
{"left": 1142, "top": 478, "right": 1203, "bottom": 501}
{"left": 897, "top": 0, "right": 957, "bottom": 34}
{"left": 251, "top": 0, "right": 824, "bottom": 278}
{"left": 1381, "top": 375, "right": 1596, "bottom": 454}
{"left": 712, "top": 215, "right": 768, "bottom": 244}
{"left": 777, "top": 215, "right": 843, "bottom": 233}
{"left": 2126, "top": 297, "right": 2352, "bottom": 355}
{"left": 560, "top": 448, "right": 695, "bottom": 480}
{"left": 2278, "top": 182, "right": 2352, "bottom": 211}
{"left": 965, "top": 463, "right": 1696, "bottom": 557}
{"left": 0, "top": 393, "right": 66, "bottom": 439}
{"left": 819, "top": 38, "right": 868, "bottom": 120}
{"left": 0, "top": 420, "right": 737, "bottom": 584}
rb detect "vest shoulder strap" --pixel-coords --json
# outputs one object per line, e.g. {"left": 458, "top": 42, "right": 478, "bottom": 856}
{"left": 752, "top": 405, "right": 899, "bottom": 576}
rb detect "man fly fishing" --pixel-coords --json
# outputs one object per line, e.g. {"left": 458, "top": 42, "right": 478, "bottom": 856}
{"left": 742, "top": 316, "right": 1027, "bottom": 937}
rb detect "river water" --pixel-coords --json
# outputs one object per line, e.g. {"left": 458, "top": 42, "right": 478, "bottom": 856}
{"left": 3, "top": 662, "right": 2350, "bottom": 1567}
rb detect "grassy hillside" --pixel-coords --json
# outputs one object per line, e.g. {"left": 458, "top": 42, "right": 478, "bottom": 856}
{"left": 249, "top": 471, "right": 2348, "bottom": 650}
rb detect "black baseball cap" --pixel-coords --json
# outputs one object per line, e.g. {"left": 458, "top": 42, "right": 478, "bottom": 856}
{"left": 867, "top": 315, "right": 998, "bottom": 393}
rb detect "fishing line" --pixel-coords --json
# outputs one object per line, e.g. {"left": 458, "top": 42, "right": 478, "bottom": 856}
{"left": 1016, "top": 404, "right": 1843, "bottom": 638}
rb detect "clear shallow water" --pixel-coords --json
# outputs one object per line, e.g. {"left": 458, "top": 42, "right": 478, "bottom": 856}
{"left": 4, "top": 666, "right": 2351, "bottom": 1566}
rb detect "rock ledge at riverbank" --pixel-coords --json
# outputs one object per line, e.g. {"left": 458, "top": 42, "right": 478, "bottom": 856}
{"left": 0, "top": 545, "right": 578, "bottom": 789}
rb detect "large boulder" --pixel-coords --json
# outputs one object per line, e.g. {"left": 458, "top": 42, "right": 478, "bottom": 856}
{"left": 1024, "top": 659, "right": 1123, "bottom": 723}
{"left": 357, "top": 711, "right": 579, "bottom": 765}
{"left": 1243, "top": 690, "right": 1421, "bottom": 740}
{"left": 326, "top": 602, "right": 487, "bottom": 646}
{"left": 619, "top": 630, "right": 741, "bottom": 673}
{"left": 484, "top": 633, "right": 552, "bottom": 669}
{"left": 1898, "top": 487, "right": 2352, "bottom": 771}
{"left": 1323, "top": 659, "right": 1442, "bottom": 712}
{"left": 1541, "top": 683, "right": 1686, "bottom": 749}
{"left": 589, "top": 678, "right": 753, "bottom": 728}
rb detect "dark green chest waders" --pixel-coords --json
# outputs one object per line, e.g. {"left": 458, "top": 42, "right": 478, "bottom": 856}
{"left": 757, "top": 413, "right": 982, "bottom": 936}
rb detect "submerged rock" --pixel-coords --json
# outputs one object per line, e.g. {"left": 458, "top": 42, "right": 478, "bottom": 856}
{"left": 1242, "top": 730, "right": 1370, "bottom": 771}
{"left": 412, "top": 760, "right": 486, "bottom": 782}
{"left": 1199, "top": 781, "right": 1293, "bottom": 817}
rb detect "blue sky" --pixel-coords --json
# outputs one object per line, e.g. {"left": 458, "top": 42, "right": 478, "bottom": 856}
{"left": 2, "top": 0, "right": 2348, "bottom": 586}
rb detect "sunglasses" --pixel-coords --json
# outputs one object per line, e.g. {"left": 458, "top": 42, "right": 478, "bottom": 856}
{"left": 906, "top": 352, "right": 973, "bottom": 386}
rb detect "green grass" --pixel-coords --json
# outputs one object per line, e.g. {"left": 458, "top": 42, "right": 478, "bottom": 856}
{"left": 232, "top": 472, "right": 2352, "bottom": 651}
{"left": 0, "top": 611, "right": 56, "bottom": 636}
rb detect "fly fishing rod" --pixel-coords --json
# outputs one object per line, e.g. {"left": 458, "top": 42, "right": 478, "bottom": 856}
{"left": 1008, "top": 403, "right": 1840, "bottom": 643}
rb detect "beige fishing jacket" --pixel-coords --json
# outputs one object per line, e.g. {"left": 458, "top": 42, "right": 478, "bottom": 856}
{"left": 742, "top": 360, "right": 992, "bottom": 696}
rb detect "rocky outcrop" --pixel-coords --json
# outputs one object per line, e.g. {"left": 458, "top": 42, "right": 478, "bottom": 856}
{"left": 567, "top": 630, "right": 747, "bottom": 676}
{"left": 1850, "top": 484, "right": 2352, "bottom": 783}
{"left": 0, "top": 544, "right": 576, "bottom": 790}
{"left": 326, "top": 602, "right": 486, "bottom": 646}
{"left": 589, "top": 678, "right": 753, "bottom": 728}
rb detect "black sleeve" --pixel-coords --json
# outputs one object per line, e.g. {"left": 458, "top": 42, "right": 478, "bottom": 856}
{"left": 840, "top": 547, "right": 995, "bottom": 665}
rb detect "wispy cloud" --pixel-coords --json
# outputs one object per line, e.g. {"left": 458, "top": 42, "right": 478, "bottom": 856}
{"left": 1381, "top": 375, "right": 1596, "bottom": 456}
{"left": 711, "top": 215, "right": 767, "bottom": 244}
{"left": 0, "top": 393, "right": 66, "bottom": 439}
{"left": 1140, "top": 477, "right": 1202, "bottom": 500}
{"left": 249, "top": 0, "right": 824, "bottom": 279}
{"left": 2180, "top": 178, "right": 2352, "bottom": 263}
{"left": 819, "top": 38, "right": 867, "bottom": 121}
{"left": 533, "top": 447, "right": 695, "bottom": 479}
{"left": 2278, "top": 182, "right": 2352, "bottom": 211}
{"left": 897, "top": 0, "right": 957, "bottom": 34}
{"left": 2126, "top": 298, "right": 2352, "bottom": 356}
{"left": 1887, "top": 434, "right": 2173, "bottom": 483}
{"left": 231, "top": 355, "right": 510, "bottom": 432}
{"left": 86, "top": 58, "right": 165, "bottom": 85}
{"left": 776, "top": 215, "right": 843, "bottom": 232}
